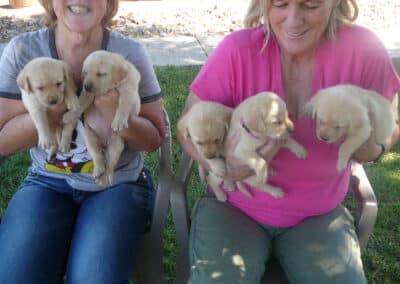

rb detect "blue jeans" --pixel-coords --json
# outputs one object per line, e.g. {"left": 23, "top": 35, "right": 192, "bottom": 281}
{"left": 189, "top": 196, "right": 367, "bottom": 284}
{"left": 0, "top": 168, "right": 155, "bottom": 284}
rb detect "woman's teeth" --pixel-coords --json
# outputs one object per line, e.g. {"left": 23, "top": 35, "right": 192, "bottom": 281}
{"left": 287, "top": 31, "right": 306, "bottom": 38}
{"left": 68, "top": 6, "right": 90, "bottom": 14}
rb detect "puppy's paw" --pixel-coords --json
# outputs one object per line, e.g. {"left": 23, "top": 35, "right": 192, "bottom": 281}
{"left": 336, "top": 158, "right": 348, "bottom": 171}
{"left": 58, "top": 140, "right": 71, "bottom": 153}
{"left": 96, "top": 166, "right": 114, "bottom": 188}
{"left": 223, "top": 180, "right": 236, "bottom": 191}
{"left": 209, "top": 160, "right": 226, "bottom": 178}
{"left": 63, "top": 110, "right": 80, "bottom": 124}
{"left": 111, "top": 117, "right": 129, "bottom": 132}
{"left": 38, "top": 136, "right": 57, "bottom": 150}
{"left": 295, "top": 146, "right": 308, "bottom": 159}
{"left": 93, "top": 163, "right": 106, "bottom": 180}
{"left": 96, "top": 174, "right": 111, "bottom": 188}
{"left": 270, "top": 188, "right": 285, "bottom": 198}
{"left": 46, "top": 146, "right": 58, "bottom": 163}
{"left": 212, "top": 188, "right": 227, "bottom": 202}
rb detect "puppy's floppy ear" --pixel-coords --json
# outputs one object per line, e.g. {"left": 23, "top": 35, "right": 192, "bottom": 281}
{"left": 112, "top": 59, "right": 129, "bottom": 86}
{"left": 302, "top": 96, "right": 319, "bottom": 119}
{"left": 301, "top": 101, "right": 314, "bottom": 117}
{"left": 62, "top": 62, "right": 79, "bottom": 110}
{"left": 177, "top": 115, "right": 191, "bottom": 140}
{"left": 16, "top": 69, "right": 33, "bottom": 94}
{"left": 348, "top": 107, "right": 371, "bottom": 138}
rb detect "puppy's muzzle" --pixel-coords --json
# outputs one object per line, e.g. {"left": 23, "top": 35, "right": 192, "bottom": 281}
{"left": 318, "top": 135, "right": 331, "bottom": 142}
{"left": 48, "top": 97, "right": 59, "bottom": 105}
{"left": 84, "top": 82, "right": 94, "bottom": 92}
{"left": 205, "top": 153, "right": 217, "bottom": 159}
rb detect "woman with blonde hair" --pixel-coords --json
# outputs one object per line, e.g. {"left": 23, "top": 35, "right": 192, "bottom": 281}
{"left": 0, "top": 0, "right": 164, "bottom": 283}
{"left": 178, "top": 0, "right": 399, "bottom": 283}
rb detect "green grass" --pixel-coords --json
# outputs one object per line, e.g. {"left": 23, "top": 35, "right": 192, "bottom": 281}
{"left": 1, "top": 65, "right": 399, "bottom": 283}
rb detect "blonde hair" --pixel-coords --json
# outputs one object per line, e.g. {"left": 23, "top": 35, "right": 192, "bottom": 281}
{"left": 243, "top": 0, "right": 358, "bottom": 43}
{"left": 38, "top": 0, "right": 119, "bottom": 28}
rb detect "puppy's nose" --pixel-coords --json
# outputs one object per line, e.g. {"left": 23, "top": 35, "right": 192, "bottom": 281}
{"left": 320, "top": 136, "right": 330, "bottom": 142}
{"left": 287, "top": 125, "right": 294, "bottom": 134}
{"left": 48, "top": 98, "right": 58, "bottom": 105}
{"left": 205, "top": 154, "right": 216, "bottom": 159}
{"left": 84, "top": 82, "right": 93, "bottom": 92}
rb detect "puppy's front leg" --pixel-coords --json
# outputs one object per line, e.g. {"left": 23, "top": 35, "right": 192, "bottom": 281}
{"left": 284, "top": 138, "right": 308, "bottom": 159}
{"left": 208, "top": 158, "right": 226, "bottom": 178}
{"left": 206, "top": 172, "right": 227, "bottom": 202}
{"left": 111, "top": 84, "right": 140, "bottom": 131}
{"left": 59, "top": 118, "right": 79, "bottom": 153}
{"left": 235, "top": 144, "right": 268, "bottom": 185}
{"left": 30, "top": 107, "right": 57, "bottom": 150}
{"left": 64, "top": 89, "right": 80, "bottom": 111}
{"left": 63, "top": 91, "right": 94, "bottom": 125}
{"left": 337, "top": 127, "right": 370, "bottom": 171}
{"left": 84, "top": 121, "right": 106, "bottom": 184}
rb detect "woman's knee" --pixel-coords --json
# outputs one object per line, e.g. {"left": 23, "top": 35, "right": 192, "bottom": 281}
{"left": 275, "top": 205, "right": 366, "bottom": 283}
{"left": 189, "top": 196, "right": 271, "bottom": 283}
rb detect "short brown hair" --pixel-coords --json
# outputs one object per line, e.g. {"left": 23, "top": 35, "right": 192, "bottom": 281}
{"left": 38, "top": 0, "right": 119, "bottom": 28}
{"left": 244, "top": 0, "right": 358, "bottom": 43}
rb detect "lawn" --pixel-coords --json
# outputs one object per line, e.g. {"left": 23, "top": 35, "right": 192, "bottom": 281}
{"left": 0, "top": 65, "right": 399, "bottom": 283}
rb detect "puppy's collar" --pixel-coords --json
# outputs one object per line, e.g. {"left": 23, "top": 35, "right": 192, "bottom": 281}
{"left": 240, "top": 117, "right": 260, "bottom": 139}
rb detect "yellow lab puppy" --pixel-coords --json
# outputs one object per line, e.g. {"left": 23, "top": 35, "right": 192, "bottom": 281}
{"left": 303, "top": 84, "right": 394, "bottom": 171}
{"left": 17, "top": 57, "right": 79, "bottom": 161}
{"left": 64, "top": 50, "right": 141, "bottom": 188}
{"left": 178, "top": 101, "right": 251, "bottom": 201}
{"left": 230, "top": 92, "right": 308, "bottom": 198}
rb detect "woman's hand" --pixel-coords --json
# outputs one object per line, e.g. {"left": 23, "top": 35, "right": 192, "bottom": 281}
{"left": 224, "top": 131, "right": 254, "bottom": 181}
{"left": 93, "top": 89, "right": 120, "bottom": 124}
{"left": 47, "top": 103, "right": 68, "bottom": 129}
{"left": 224, "top": 133, "right": 286, "bottom": 181}
{"left": 351, "top": 133, "right": 384, "bottom": 163}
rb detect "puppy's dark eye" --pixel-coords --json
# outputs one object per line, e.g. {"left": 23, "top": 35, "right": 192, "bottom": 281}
{"left": 214, "top": 139, "right": 219, "bottom": 143}
{"left": 56, "top": 82, "right": 63, "bottom": 87}
{"left": 196, "top": 141, "right": 204, "bottom": 146}
{"left": 36, "top": 86, "right": 44, "bottom": 91}
{"left": 96, "top": 72, "right": 107, "bottom": 77}
{"left": 272, "top": 120, "right": 282, "bottom": 125}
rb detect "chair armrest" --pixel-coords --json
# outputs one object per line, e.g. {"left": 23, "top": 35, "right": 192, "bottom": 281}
{"left": 134, "top": 108, "right": 173, "bottom": 283}
{"left": 349, "top": 162, "right": 378, "bottom": 253}
{"left": 170, "top": 152, "right": 193, "bottom": 284}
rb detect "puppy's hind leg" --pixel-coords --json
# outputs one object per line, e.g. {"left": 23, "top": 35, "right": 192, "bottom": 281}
{"left": 235, "top": 182, "right": 253, "bottom": 198}
{"left": 244, "top": 176, "right": 284, "bottom": 198}
{"left": 97, "top": 135, "right": 125, "bottom": 188}
{"left": 59, "top": 119, "right": 78, "bottom": 153}
{"left": 207, "top": 173, "right": 227, "bottom": 202}
{"left": 84, "top": 122, "right": 106, "bottom": 184}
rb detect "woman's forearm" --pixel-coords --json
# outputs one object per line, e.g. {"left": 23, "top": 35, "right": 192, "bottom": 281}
{"left": 120, "top": 115, "right": 162, "bottom": 152}
{"left": 0, "top": 113, "right": 38, "bottom": 156}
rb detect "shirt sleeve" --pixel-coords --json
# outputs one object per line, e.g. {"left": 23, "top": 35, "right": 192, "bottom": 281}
{"left": 190, "top": 35, "right": 237, "bottom": 107}
{"left": 126, "top": 42, "right": 162, "bottom": 104}
{"left": 357, "top": 29, "right": 400, "bottom": 99}
{"left": 0, "top": 39, "right": 22, "bottom": 99}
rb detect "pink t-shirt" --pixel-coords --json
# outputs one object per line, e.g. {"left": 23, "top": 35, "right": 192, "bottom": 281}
{"left": 191, "top": 25, "right": 400, "bottom": 227}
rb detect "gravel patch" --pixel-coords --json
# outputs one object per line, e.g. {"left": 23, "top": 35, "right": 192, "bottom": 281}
{"left": 0, "top": 0, "right": 399, "bottom": 44}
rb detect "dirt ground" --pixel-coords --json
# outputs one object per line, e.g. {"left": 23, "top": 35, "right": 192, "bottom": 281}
{"left": 0, "top": 0, "right": 399, "bottom": 45}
